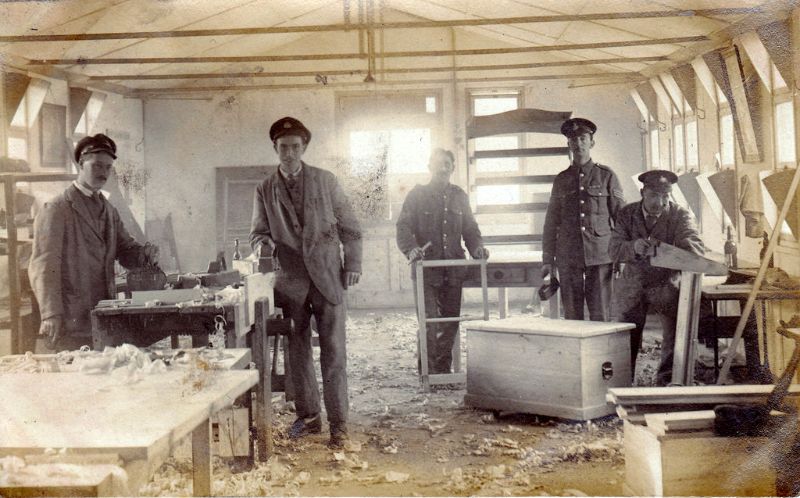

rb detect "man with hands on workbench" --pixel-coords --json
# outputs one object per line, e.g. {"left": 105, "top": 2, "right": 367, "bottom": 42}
{"left": 396, "top": 147, "right": 488, "bottom": 375}
{"left": 29, "top": 134, "right": 160, "bottom": 352}
{"left": 250, "top": 116, "right": 363, "bottom": 449}
{"left": 609, "top": 169, "right": 704, "bottom": 386}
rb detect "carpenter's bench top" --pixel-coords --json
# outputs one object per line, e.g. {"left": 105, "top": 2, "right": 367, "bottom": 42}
{"left": 0, "top": 368, "right": 257, "bottom": 462}
{"left": 463, "top": 316, "right": 636, "bottom": 337}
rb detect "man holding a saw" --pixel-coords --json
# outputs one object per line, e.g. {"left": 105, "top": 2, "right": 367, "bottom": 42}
{"left": 610, "top": 169, "right": 705, "bottom": 386}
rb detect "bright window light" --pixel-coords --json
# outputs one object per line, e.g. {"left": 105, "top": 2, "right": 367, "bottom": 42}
{"left": 674, "top": 123, "right": 685, "bottom": 169}
{"left": 477, "top": 185, "right": 520, "bottom": 205}
{"left": 7, "top": 138, "right": 27, "bottom": 160}
{"left": 650, "top": 128, "right": 660, "bottom": 168}
{"left": 474, "top": 135, "right": 519, "bottom": 173}
{"left": 720, "top": 113, "right": 735, "bottom": 166}
{"left": 349, "top": 128, "right": 431, "bottom": 175}
{"left": 473, "top": 96, "right": 518, "bottom": 117}
{"left": 425, "top": 96, "right": 437, "bottom": 113}
{"left": 775, "top": 101, "right": 796, "bottom": 164}
{"left": 686, "top": 120, "right": 699, "bottom": 168}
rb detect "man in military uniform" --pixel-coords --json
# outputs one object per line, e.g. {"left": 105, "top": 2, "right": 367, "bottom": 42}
{"left": 250, "top": 117, "right": 363, "bottom": 448}
{"left": 396, "top": 148, "right": 489, "bottom": 374}
{"left": 541, "top": 118, "right": 625, "bottom": 321}
{"left": 610, "top": 170, "right": 704, "bottom": 386}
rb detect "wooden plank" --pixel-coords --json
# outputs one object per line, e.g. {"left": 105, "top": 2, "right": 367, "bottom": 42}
{"left": 475, "top": 202, "right": 549, "bottom": 214}
{"left": 643, "top": 410, "right": 716, "bottom": 434}
{"left": 465, "top": 316, "right": 636, "bottom": 338}
{"left": 473, "top": 147, "right": 567, "bottom": 159}
{"left": 721, "top": 46, "right": 761, "bottom": 162}
{"left": 608, "top": 384, "right": 800, "bottom": 405}
{"left": 252, "top": 297, "right": 273, "bottom": 461}
{"left": 671, "top": 272, "right": 702, "bottom": 386}
{"left": 756, "top": 19, "right": 793, "bottom": 86}
{"left": 483, "top": 234, "right": 543, "bottom": 245}
{"left": 467, "top": 108, "right": 571, "bottom": 138}
{"left": 650, "top": 242, "right": 729, "bottom": 275}
{"left": 191, "top": 419, "right": 211, "bottom": 497}
{"left": 474, "top": 175, "right": 556, "bottom": 186}
{"left": 670, "top": 64, "right": 698, "bottom": 111}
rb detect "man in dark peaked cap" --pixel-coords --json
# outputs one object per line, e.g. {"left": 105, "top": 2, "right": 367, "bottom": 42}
{"left": 250, "top": 116, "right": 363, "bottom": 449}
{"left": 610, "top": 169, "right": 705, "bottom": 385}
{"left": 29, "top": 134, "right": 160, "bottom": 351}
{"left": 542, "top": 117, "right": 625, "bottom": 321}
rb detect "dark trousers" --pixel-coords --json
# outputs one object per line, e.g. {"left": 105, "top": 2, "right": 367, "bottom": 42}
{"left": 616, "top": 284, "right": 679, "bottom": 386}
{"left": 414, "top": 282, "right": 463, "bottom": 374}
{"left": 558, "top": 263, "right": 613, "bottom": 321}
{"left": 282, "top": 282, "right": 348, "bottom": 426}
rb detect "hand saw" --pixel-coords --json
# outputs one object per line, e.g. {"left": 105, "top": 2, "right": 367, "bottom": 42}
{"left": 650, "top": 241, "right": 729, "bottom": 275}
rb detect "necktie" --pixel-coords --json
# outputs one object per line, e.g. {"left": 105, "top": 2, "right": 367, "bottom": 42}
{"left": 645, "top": 214, "right": 658, "bottom": 230}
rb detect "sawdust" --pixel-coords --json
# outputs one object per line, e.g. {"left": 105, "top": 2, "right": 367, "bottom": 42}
{"left": 138, "top": 308, "right": 641, "bottom": 496}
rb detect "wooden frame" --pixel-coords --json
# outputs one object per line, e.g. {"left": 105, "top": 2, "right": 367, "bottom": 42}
{"left": 38, "top": 103, "right": 66, "bottom": 169}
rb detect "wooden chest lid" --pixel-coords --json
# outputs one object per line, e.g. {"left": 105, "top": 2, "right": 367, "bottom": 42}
{"left": 464, "top": 316, "right": 635, "bottom": 338}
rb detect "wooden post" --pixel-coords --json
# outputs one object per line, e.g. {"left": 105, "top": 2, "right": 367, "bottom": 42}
{"left": 671, "top": 272, "right": 702, "bottom": 386}
{"left": 415, "top": 261, "right": 430, "bottom": 391}
{"left": 191, "top": 418, "right": 212, "bottom": 497}
{"left": 252, "top": 297, "right": 273, "bottom": 461}
{"left": 4, "top": 178, "right": 20, "bottom": 354}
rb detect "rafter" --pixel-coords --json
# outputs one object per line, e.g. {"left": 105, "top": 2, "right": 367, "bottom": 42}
{"left": 28, "top": 36, "right": 706, "bottom": 65}
{"left": 0, "top": 8, "right": 759, "bottom": 43}
{"left": 86, "top": 56, "right": 665, "bottom": 81}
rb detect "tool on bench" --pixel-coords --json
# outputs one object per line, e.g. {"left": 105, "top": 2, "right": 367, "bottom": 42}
{"left": 713, "top": 325, "right": 800, "bottom": 437}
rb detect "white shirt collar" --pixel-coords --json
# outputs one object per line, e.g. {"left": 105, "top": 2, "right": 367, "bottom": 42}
{"left": 279, "top": 163, "right": 303, "bottom": 179}
{"left": 73, "top": 181, "right": 95, "bottom": 197}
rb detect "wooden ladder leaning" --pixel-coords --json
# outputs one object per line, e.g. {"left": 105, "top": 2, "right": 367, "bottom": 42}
{"left": 415, "top": 259, "right": 489, "bottom": 392}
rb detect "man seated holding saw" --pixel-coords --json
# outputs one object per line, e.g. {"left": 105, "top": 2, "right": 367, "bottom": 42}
{"left": 609, "top": 169, "right": 705, "bottom": 386}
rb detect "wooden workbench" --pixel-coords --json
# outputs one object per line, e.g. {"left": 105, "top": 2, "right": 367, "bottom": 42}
{"left": 91, "top": 301, "right": 249, "bottom": 351}
{"left": 0, "top": 368, "right": 258, "bottom": 496}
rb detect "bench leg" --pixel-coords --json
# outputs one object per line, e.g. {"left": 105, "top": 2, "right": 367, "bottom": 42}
{"left": 192, "top": 419, "right": 211, "bottom": 496}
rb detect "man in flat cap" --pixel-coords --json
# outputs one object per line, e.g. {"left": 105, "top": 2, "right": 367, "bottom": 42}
{"left": 541, "top": 117, "right": 625, "bottom": 321}
{"left": 610, "top": 169, "right": 704, "bottom": 385}
{"left": 250, "top": 116, "right": 363, "bottom": 449}
{"left": 29, "top": 133, "right": 159, "bottom": 351}
{"left": 396, "top": 147, "right": 489, "bottom": 376}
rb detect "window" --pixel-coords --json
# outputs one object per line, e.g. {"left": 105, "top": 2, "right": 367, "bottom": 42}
{"left": 470, "top": 92, "right": 521, "bottom": 174}
{"left": 349, "top": 129, "right": 431, "bottom": 175}
{"left": 476, "top": 185, "right": 520, "bottom": 205}
{"left": 774, "top": 100, "right": 796, "bottom": 167}
{"left": 650, "top": 128, "right": 660, "bottom": 168}
{"left": 720, "top": 113, "right": 735, "bottom": 167}
{"left": 425, "top": 96, "right": 437, "bottom": 114}
{"left": 686, "top": 120, "right": 699, "bottom": 168}
{"left": 673, "top": 123, "right": 685, "bottom": 170}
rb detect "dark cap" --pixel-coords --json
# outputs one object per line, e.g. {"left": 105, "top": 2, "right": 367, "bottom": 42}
{"left": 74, "top": 134, "right": 117, "bottom": 163}
{"left": 638, "top": 169, "right": 678, "bottom": 193}
{"left": 538, "top": 276, "right": 560, "bottom": 301}
{"left": 561, "top": 118, "right": 597, "bottom": 138}
{"left": 269, "top": 116, "right": 311, "bottom": 144}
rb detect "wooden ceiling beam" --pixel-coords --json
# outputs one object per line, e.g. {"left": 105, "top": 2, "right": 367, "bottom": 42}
{"left": 28, "top": 36, "right": 706, "bottom": 65}
{"left": 0, "top": 8, "right": 759, "bottom": 43}
{"left": 132, "top": 72, "right": 645, "bottom": 96}
{"left": 87, "top": 56, "right": 666, "bottom": 81}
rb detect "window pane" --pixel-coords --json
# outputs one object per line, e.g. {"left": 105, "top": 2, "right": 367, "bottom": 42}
{"left": 388, "top": 129, "right": 431, "bottom": 174}
{"left": 477, "top": 185, "right": 520, "bottom": 205}
{"left": 473, "top": 96, "right": 518, "bottom": 116}
{"left": 425, "top": 96, "right": 436, "bottom": 114}
{"left": 720, "top": 113, "right": 734, "bottom": 166}
{"left": 650, "top": 128, "right": 660, "bottom": 168}
{"left": 686, "top": 120, "right": 698, "bottom": 167}
{"left": 674, "top": 123, "right": 685, "bottom": 169}
{"left": 7, "top": 137, "right": 27, "bottom": 160}
{"left": 475, "top": 135, "right": 519, "bottom": 172}
{"left": 350, "top": 130, "right": 389, "bottom": 176}
{"left": 775, "top": 101, "right": 796, "bottom": 164}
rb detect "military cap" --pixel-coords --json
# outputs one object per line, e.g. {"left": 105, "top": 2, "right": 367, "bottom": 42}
{"left": 74, "top": 133, "right": 117, "bottom": 163}
{"left": 638, "top": 169, "right": 678, "bottom": 193}
{"left": 561, "top": 117, "right": 597, "bottom": 138}
{"left": 538, "top": 276, "right": 560, "bottom": 301}
{"left": 269, "top": 116, "right": 311, "bottom": 144}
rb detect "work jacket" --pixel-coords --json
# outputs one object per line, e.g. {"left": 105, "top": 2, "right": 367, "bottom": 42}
{"left": 396, "top": 182, "right": 483, "bottom": 286}
{"left": 610, "top": 200, "right": 705, "bottom": 290}
{"left": 250, "top": 163, "right": 363, "bottom": 306}
{"left": 542, "top": 161, "right": 624, "bottom": 268}
{"left": 29, "top": 185, "right": 146, "bottom": 334}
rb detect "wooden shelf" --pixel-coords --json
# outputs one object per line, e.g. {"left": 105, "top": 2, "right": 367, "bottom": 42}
{"left": 475, "top": 175, "right": 556, "bottom": 186}
{"left": 475, "top": 202, "right": 549, "bottom": 214}
{"left": 473, "top": 147, "right": 568, "bottom": 159}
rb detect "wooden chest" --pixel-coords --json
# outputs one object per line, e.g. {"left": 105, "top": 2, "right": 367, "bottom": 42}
{"left": 464, "top": 316, "right": 634, "bottom": 420}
